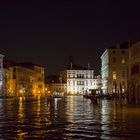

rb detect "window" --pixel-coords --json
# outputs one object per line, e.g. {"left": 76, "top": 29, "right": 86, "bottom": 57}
{"left": 131, "top": 64, "right": 139, "bottom": 75}
{"left": 121, "top": 59, "right": 125, "bottom": 64}
{"left": 38, "top": 85, "right": 42, "bottom": 88}
{"left": 113, "top": 57, "right": 116, "bottom": 63}
{"left": 121, "top": 51, "right": 125, "bottom": 54}
{"left": 77, "top": 74, "right": 80, "bottom": 78}
{"left": 38, "top": 78, "right": 42, "bottom": 81}
{"left": 68, "top": 81, "right": 70, "bottom": 86}
{"left": 86, "top": 81, "right": 88, "bottom": 86}
{"left": 73, "top": 80, "right": 75, "bottom": 86}
{"left": 81, "top": 81, "right": 84, "bottom": 85}
{"left": 113, "top": 71, "right": 117, "bottom": 80}
{"left": 77, "top": 81, "right": 84, "bottom": 85}
{"left": 122, "top": 70, "right": 125, "bottom": 79}
{"left": 13, "top": 75, "right": 16, "bottom": 79}
{"left": 77, "top": 81, "right": 80, "bottom": 85}
{"left": 68, "top": 74, "right": 70, "bottom": 78}
{"left": 73, "top": 73, "right": 75, "bottom": 78}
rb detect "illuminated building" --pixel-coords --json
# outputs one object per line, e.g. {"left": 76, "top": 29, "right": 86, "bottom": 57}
{"left": 60, "top": 62, "right": 101, "bottom": 95}
{"left": 46, "top": 75, "right": 67, "bottom": 96}
{"left": 0, "top": 54, "right": 4, "bottom": 96}
{"left": 94, "top": 75, "right": 102, "bottom": 92}
{"left": 47, "top": 83, "right": 67, "bottom": 95}
{"left": 128, "top": 41, "right": 140, "bottom": 103}
{"left": 12, "top": 65, "right": 35, "bottom": 96}
{"left": 31, "top": 64, "right": 45, "bottom": 96}
{"left": 101, "top": 43, "right": 129, "bottom": 95}
{"left": 3, "top": 67, "right": 16, "bottom": 96}
{"left": 3, "top": 62, "right": 45, "bottom": 97}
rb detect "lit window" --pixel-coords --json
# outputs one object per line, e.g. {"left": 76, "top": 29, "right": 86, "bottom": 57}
{"left": 113, "top": 71, "right": 117, "bottom": 80}
{"left": 121, "top": 59, "right": 125, "bottom": 64}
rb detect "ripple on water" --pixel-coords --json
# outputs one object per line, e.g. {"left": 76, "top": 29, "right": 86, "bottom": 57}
{"left": 0, "top": 97, "right": 140, "bottom": 139}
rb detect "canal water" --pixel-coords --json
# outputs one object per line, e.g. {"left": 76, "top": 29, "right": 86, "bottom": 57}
{"left": 0, "top": 96, "right": 140, "bottom": 140}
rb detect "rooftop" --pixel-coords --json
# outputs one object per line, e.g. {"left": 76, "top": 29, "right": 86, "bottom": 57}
{"left": 109, "top": 42, "right": 129, "bottom": 49}
{"left": 66, "top": 62, "right": 93, "bottom": 70}
{"left": 3, "top": 60, "right": 44, "bottom": 69}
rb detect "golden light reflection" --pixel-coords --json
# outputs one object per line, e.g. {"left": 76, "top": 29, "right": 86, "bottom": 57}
{"left": 66, "top": 96, "right": 74, "bottom": 122}
{"left": 16, "top": 130, "right": 27, "bottom": 140}
{"left": 17, "top": 97, "right": 26, "bottom": 140}
{"left": 45, "top": 99, "right": 52, "bottom": 125}
{"left": 37, "top": 96, "right": 41, "bottom": 114}
{"left": 101, "top": 100, "right": 110, "bottom": 138}
{"left": 34, "top": 96, "right": 42, "bottom": 128}
{"left": 18, "top": 97, "right": 24, "bottom": 121}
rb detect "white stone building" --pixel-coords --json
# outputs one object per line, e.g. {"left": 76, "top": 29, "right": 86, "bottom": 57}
{"left": 60, "top": 64, "right": 101, "bottom": 95}
{"left": 0, "top": 54, "right": 4, "bottom": 96}
{"left": 101, "top": 44, "right": 129, "bottom": 95}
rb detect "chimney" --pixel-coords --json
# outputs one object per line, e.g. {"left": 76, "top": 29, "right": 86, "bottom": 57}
{"left": 70, "top": 62, "right": 73, "bottom": 69}
{"left": 87, "top": 62, "right": 90, "bottom": 70}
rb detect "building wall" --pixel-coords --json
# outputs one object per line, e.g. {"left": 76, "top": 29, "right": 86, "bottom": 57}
{"left": 4, "top": 65, "right": 45, "bottom": 97}
{"left": 32, "top": 66, "right": 45, "bottom": 96}
{"left": 13, "top": 66, "right": 34, "bottom": 96}
{"left": 101, "top": 46, "right": 129, "bottom": 95}
{"left": 3, "top": 67, "right": 16, "bottom": 96}
{"left": 60, "top": 69, "right": 101, "bottom": 95}
{"left": 0, "top": 54, "right": 4, "bottom": 96}
{"left": 101, "top": 50, "right": 109, "bottom": 94}
{"left": 128, "top": 41, "right": 140, "bottom": 103}
{"left": 46, "top": 83, "right": 67, "bottom": 95}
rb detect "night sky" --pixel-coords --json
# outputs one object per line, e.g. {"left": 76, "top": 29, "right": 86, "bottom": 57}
{"left": 0, "top": 0, "right": 140, "bottom": 75}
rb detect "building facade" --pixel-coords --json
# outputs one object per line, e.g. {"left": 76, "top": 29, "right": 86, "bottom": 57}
{"left": 101, "top": 44, "right": 129, "bottom": 95}
{"left": 3, "top": 67, "right": 15, "bottom": 96}
{"left": 32, "top": 65, "right": 45, "bottom": 96}
{"left": 60, "top": 65, "right": 101, "bottom": 95}
{"left": 128, "top": 41, "right": 140, "bottom": 103}
{"left": 45, "top": 75, "right": 67, "bottom": 96}
{"left": 3, "top": 62, "right": 45, "bottom": 97}
{"left": 46, "top": 83, "right": 67, "bottom": 95}
{"left": 0, "top": 54, "right": 4, "bottom": 96}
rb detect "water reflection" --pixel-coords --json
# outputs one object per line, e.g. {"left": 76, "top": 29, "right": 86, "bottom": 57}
{"left": 0, "top": 96, "right": 140, "bottom": 139}
{"left": 18, "top": 97, "right": 24, "bottom": 122}
{"left": 17, "top": 97, "right": 26, "bottom": 140}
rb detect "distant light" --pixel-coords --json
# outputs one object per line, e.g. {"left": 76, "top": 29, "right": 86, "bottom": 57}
{"left": 121, "top": 59, "right": 125, "bottom": 64}
{"left": 19, "top": 90, "right": 23, "bottom": 93}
